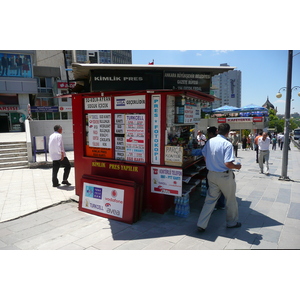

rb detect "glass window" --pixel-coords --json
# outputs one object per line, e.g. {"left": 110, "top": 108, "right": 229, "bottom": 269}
{"left": 54, "top": 112, "right": 60, "bottom": 120}
{"left": 46, "top": 112, "right": 53, "bottom": 120}
{"left": 39, "top": 113, "right": 46, "bottom": 120}
{"left": 31, "top": 112, "right": 38, "bottom": 120}
{"left": 61, "top": 112, "right": 68, "bottom": 120}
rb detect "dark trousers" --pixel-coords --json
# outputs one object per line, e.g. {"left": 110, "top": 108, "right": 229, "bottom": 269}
{"left": 255, "top": 145, "right": 259, "bottom": 162}
{"left": 52, "top": 157, "right": 71, "bottom": 186}
{"left": 233, "top": 145, "right": 238, "bottom": 158}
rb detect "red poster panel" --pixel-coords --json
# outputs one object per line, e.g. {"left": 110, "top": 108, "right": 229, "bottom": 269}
{"left": 80, "top": 175, "right": 137, "bottom": 224}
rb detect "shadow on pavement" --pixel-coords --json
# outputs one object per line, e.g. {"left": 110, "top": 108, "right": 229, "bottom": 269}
{"left": 108, "top": 192, "right": 283, "bottom": 247}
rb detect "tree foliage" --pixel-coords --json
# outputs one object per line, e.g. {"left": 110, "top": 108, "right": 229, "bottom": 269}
{"left": 268, "top": 108, "right": 299, "bottom": 133}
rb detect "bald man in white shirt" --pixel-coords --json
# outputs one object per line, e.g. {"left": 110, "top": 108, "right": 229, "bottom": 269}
{"left": 49, "top": 125, "right": 71, "bottom": 187}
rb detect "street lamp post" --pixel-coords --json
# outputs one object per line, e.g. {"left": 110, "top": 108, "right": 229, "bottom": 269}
{"left": 276, "top": 50, "right": 300, "bottom": 181}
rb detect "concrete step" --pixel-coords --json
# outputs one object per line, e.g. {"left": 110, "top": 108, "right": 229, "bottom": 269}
{"left": 0, "top": 152, "right": 28, "bottom": 158}
{"left": 0, "top": 148, "right": 27, "bottom": 154}
{"left": 0, "top": 156, "right": 28, "bottom": 163}
{"left": 0, "top": 142, "right": 27, "bottom": 150}
{"left": 0, "top": 160, "right": 29, "bottom": 170}
{"left": 0, "top": 141, "right": 29, "bottom": 170}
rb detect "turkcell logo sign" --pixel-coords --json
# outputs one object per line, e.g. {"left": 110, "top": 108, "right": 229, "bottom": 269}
{"left": 116, "top": 98, "right": 126, "bottom": 107}
{"left": 85, "top": 185, "right": 102, "bottom": 199}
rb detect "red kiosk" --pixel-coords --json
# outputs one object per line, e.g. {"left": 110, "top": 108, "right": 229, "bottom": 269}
{"left": 71, "top": 64, "right": 234, "bottom": 224}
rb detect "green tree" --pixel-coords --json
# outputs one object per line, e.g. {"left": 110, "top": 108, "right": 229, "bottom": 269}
{"left": 268, "top": 108, "right": 298, "bottom": 132}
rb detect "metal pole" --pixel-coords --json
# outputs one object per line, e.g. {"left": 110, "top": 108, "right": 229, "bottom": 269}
{"left": 63, "top": 50, "right": 72, "bottom": 94}
{"left": 279, "top": 50, "right": 293, "bottom": 181}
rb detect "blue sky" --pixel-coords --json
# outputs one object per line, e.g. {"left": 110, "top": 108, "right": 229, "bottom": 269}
{"left": 132, "top": 50, "right": 300, "bottom": 115}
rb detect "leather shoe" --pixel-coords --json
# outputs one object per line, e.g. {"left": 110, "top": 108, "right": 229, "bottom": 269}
{"left": 62, "top": 181, "right": 71, "bottom": 186}
{"left": 197, "top": 227, "right": 205, "bottom": 232}
{"left": 227, "top": 222, "right": 241, "bottom": 229}
{"left": 53, "top": 184, "right": 61, "bottom": 187}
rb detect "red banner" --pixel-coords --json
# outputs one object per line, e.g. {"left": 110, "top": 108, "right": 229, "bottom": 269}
{"left": 217, "top": 118, "right": 227, "bottom": 123}
{"left": 57, "top": 82, "right": 76, "bottom": 89}
{"left": 253, "top": 117, "right": 263, "bottom": 122}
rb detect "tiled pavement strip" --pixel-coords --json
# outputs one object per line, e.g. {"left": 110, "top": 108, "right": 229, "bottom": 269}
{"left": 1, "top": 134, "right": 300, "bottom": 250}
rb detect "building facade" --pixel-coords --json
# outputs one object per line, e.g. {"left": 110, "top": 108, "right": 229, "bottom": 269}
{"left": 211, "top": 63, "right": 242, "bottom": 109}
{"left": 0, "top": 50, "right": 132, "bottom": 133}
{"left": 32, "top": 50, "right": 132, "bottom": 122}
{"left": 0, "top": 50, "right": 38, "bottom": 132}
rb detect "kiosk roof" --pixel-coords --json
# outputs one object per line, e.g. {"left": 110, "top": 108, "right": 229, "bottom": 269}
{"left": 71, "top": 63, "right": 235, "bottom": 81}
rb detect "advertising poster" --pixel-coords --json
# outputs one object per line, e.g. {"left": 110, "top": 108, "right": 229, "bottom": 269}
{"left": 125, "top": 114, "right": 145, "bottom": 162}
{"left": 184, "top": 105, "right": 195, "bottom": 124}
{"left": 88, "top": 113, "right": 111, "bottom": 148}
{"left": 0, "top": 52, "right": 32, "bottom": 78}
{"left": 82, "top": 182, "right": 124, "bottom": 218}
{"left": 151, "top": 167, "right": 182, "bottom": 196}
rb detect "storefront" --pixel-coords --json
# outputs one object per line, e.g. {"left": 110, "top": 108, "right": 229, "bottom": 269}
{"left": 71, "top": 64, "right": 234, "bottom": 223}
{"left": 0, "top": 104, "right": 26, "bottom": 132}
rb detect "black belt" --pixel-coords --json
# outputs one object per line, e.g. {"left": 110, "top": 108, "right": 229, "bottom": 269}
{"left": 260, "top": 150, "right": 269, "bottom": 152}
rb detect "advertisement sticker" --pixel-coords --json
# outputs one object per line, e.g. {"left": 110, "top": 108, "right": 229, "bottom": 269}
{"left": 115, "top": 95, "right": 146, "bottom": 109}
{"left": 151, "top": 167, "right": 182, "bottom": 196}
{"left": 82, "top": 182, "right": 124, "bottom": 218}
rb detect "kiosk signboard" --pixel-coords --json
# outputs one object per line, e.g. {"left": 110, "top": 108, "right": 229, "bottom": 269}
{"left": 90, "top": 69, "right": 211, "bottom": 93}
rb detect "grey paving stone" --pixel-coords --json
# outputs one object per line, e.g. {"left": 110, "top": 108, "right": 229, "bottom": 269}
{"left": 287, "top": 202, "right": 300, "bottom": 220}
{"left": 73, "top": 228, "right": 113, "bottom": 248}
{"left": 114, "top": 240, "right": 149, "bottom": 250}
{"left": 259, "top": 227, "right": 281, "bottom": 243}
{"left": 142, "top": 238, "right": 175, "bottom": 250}
{"left": 58, "top": 243, "right": 85, "bottom": 250}
{"left": 36, "top": 234, "right": 79, "bottom": 250}
{"left": 278, "top": 225, "right": 300, "bottom": 249}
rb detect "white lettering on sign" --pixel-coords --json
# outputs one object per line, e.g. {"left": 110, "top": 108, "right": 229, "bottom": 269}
{"left": 115, "top": 95, "right": 146, "bottom": 109}
{"left": 151, "top": 95, "right": 161, "bottom": 165}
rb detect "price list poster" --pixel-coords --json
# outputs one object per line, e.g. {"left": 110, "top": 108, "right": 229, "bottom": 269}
{"left": 125, "top": 114, "right": 146, "bottom": 162}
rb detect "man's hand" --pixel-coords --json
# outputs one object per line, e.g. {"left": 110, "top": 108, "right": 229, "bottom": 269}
{"left": 60, "top": 152, "right": 65, "bottom": 161}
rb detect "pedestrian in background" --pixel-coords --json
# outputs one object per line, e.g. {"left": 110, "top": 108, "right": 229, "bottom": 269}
{"left": 197, "top": 123, "right": 241, "bottom": 232}
{"left": 242, "top": 135, "right": 247, "bottom": 150}
{"left": 258, "top": 132, "right": 271, "bottom": 175}
{"left": 49, "top": 125, "right": 72, "bottom": 187}
{"left": 272, "top": 135, "right": 277, "bottom": 150}
{"left": 197, "top": 130, "right": 207, "bottom": 148}
{"left": 280, "top": 134, "right": 285, "bottom": 150}
{"left": 254, "top": 131, "right": 263, "bottom": 163}
{"left": 230, "top": 131, "right": 239, "bottom": 157}
{"left": 249, "top": 133, "right": 255, "bottom": 150}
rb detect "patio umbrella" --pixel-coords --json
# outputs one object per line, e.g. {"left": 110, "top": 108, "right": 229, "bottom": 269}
{"left": 212, "top": 105, "right": 240, "bottom": 113}
{"left": 239, "top": 104, "right": 268, "bottom": 112}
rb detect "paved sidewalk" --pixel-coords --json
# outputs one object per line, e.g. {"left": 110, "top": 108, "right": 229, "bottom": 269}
{"left": 0, "top": 140, "right": 300, "bottom": 250}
